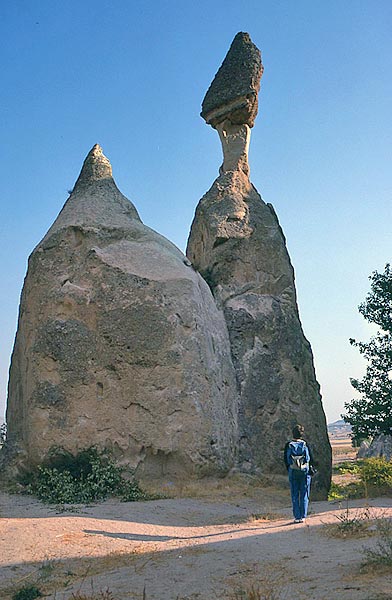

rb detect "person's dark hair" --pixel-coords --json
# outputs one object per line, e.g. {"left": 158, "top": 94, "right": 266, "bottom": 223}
{"left": 292, "top": 424, "right": 304, "bottom": 439}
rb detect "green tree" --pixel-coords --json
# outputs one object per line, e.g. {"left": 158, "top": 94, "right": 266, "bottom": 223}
{"left": 343, "top": 264, "right": 392, "bottom": 439}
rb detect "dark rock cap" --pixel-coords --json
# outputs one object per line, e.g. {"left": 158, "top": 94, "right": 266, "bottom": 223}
{"left": 201, "top": 32, "right": 263, "bottom": 129}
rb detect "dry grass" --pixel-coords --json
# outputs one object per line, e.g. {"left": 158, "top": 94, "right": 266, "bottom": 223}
{"left": 227, "top": 576, "right": 288, "bottom": 600}
{"left": 145, "top": 473, "right": 290, "bottom": 507}
{"left": 70, "top": 592, "right": 116, "bottom": 600}
{"left": 229, "top": 584, "right": 279, "bottom": 600}
{"left": 0, "top": 551, "right": 141, "bottom": 600}
{"left": 322, "top": 505, "right": 387, "bottom": 539}
{"left": 247, "top": 512, "right": 286, "bottom": 522}
{"left": 2, "top": 544, "right": 220, "bottom": 600}
{"left": 361, "top": 518, "right": 392, "bottom": 572}
{"left": 224, "top": 560, "right": 313, "bottom": 600}
{"left": 322, "top": 519, "right": 375, "bottom": 539}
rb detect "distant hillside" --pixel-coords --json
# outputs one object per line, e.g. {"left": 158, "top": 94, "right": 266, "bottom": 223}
{"left": 328, "top": 419, "right": 352, "bottom": 438}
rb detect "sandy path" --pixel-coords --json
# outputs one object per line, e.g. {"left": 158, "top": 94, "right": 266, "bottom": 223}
{"left": 1, "top": 492, "right": 391, "bottom": 599}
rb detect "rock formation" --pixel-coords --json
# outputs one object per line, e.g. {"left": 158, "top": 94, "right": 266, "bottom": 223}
{"left": 4, "top": 32, "right": 331, "bottom": 497}
{"left": 201, "top": 32, "right": 263, "bottom": 129}
{"left": 361, "top": 434, "right": 392, "bottom": 461}
{"left": 5, "top": 145, "right": 239, "bottom": 481}
{"left": 187, "top": 32, "right": 332, "bottom": 495}
{"left": 357, "top": 439, "right": 371, "bottom": 458}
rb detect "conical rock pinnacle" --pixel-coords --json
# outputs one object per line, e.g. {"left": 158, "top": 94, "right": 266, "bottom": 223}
{"left": 73, "top": 144, "right": 113, "bottom": 189}
{"left": 41, "top": 144, "right": 141, "bottom": 238}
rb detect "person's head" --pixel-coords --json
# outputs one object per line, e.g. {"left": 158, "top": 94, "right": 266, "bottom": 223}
{"left": 292, "top": 424, "right": 304, "bottom": 439}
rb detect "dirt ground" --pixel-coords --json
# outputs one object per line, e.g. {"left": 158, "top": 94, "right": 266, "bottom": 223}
{"left": 1, "top": 439, "right": 391, "bottom": 600}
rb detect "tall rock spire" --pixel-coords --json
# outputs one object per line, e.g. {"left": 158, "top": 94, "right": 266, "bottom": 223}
{"left": 187, "top": 33, "right": 331, "bottom": 497}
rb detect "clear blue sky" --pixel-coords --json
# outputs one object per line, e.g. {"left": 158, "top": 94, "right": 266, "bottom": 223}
{"left": 1, "top": 0, "right": 391, "bottom": 424}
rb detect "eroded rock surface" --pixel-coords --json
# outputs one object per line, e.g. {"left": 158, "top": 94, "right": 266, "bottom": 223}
{"left": 201, "top": 32, "right": 263, "bottom": 129}
{"left": 6, "top": 145, "right": 239, "bottom": 482}
{"left": 188, "top": 34, "right": 331, "bottom": 496}
{"left": 362, "top": 434, "right": 392, "bottom": 461}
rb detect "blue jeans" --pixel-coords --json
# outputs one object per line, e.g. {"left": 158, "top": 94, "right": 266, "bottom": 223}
{"left": 289, "top": 470, "right": 311, "bottom": 520}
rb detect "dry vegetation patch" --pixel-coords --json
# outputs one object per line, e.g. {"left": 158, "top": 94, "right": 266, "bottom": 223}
{"left": 1, "top": 551, "right": 142, "bottom": 600}
{"left": 361, "top": 517, "right": 392, "bottom": 571}
{"left": 322, "top": 505, "right": 380, "bottom": 539}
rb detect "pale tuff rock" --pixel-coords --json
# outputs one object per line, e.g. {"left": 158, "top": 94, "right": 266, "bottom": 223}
{"left": 357, "top": 439, "right": 371, "bottom": 458}
{"left": 188, "top": 33, "right": 331, "bottom": 497}
{"left": 74, "top": 143, "right": 113, "bottom": 183}
{"left": 5, "top": 145, "right": 239, "bottom": 481}
{"left": 361, "top": 434, "right": 392, "bottom": 461}
{"left": 47, "top": 143, "right": 141, "bottom": 232}
{"left": 217, "top": 123, "right": 251, "bottom": 177}
{"left": 4, "top": 33, "right": 331, "bottom": 498}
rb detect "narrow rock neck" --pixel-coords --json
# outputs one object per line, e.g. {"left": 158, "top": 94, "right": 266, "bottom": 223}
{"left": 216, "top": 121, "right": 251, "bottom": 177}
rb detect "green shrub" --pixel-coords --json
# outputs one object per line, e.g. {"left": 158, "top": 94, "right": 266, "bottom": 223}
{"left": 328, "top": 481, "right": 344, "bottom": 500}
{"left": 23, "top": 447, "right": 150, "bottom": 504}
{"left": 328, "top": 480, "right": 364, "bottom": 501}
{"left": 358, "top": 457, "right": 392, "bottom": 489}
{"left": 329, "top": 458, "right": 392, "bottom": 500}
{"left": 332, "top": 460, "right": 359, "bottom": 475}
{"left": 31, "top": 467, "right": 79, "bottom": 503}
{"left": 12, "top": 586, "right": 42, "bottom": 600}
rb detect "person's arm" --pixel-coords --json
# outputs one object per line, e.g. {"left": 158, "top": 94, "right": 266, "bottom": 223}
{"left": 307, "top": 443, "right": 317, "bottom": 467}
{"left": 307, "top": 442, "right": 318, "bottom": 475}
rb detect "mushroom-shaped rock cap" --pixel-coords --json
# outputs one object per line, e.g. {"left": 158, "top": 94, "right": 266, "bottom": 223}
{"left": 201, "top": 32, "right": 263, "bottom": 129}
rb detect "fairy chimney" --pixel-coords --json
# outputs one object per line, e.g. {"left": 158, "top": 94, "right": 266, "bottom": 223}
{"left": 187, "top": 32, "right": 331, "bottom": 496}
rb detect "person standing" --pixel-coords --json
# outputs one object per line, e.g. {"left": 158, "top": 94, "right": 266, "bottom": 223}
{"left": 284, "top": 424, "right": 315, "bottom": 523}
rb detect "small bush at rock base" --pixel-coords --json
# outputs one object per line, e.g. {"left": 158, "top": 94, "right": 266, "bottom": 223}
{"left": 21, "top": 447, "right": 151, "bottom": 504}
